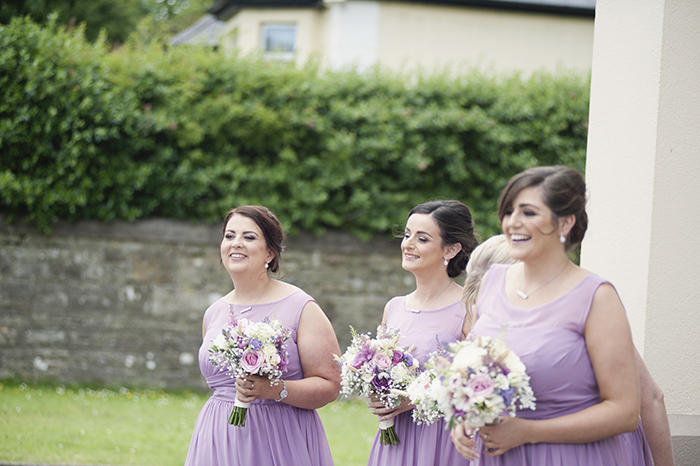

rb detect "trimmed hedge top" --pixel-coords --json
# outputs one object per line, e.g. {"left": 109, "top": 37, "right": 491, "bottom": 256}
{"left": 0, "top": 17, "right": 590, "bottom": 238}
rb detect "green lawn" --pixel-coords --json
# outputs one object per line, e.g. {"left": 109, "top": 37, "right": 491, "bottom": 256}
{"left": 0, "top": 381, "right": 378, "bottom": 466}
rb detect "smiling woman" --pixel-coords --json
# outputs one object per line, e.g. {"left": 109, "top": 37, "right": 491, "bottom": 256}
{"left": 453, "top": 166, "right": 652, "bottom": 465}
{"left": 364, "top": 200, "right": 479, "bottom": 466}
{"left": 185, "top": 205, "right": 341, "bottom": 466}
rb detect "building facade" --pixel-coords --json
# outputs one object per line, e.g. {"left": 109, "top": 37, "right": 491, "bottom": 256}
{"left": 199, "top": 0, "right": 595, "bottom": 73}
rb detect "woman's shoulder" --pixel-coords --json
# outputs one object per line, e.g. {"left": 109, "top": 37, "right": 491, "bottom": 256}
{"left": 269, "top": 281, "right": 315, "bottom": 306}
{"left": 203, "top": 296, "right": 230, "bottom": 323}
{"left": 576, "top": 267, "right": 609, "bottom": 285}
{"left": 481, "top": 262, "right": 510, "bottom": 288}
{"left": 386, "top": 295, "right": 407, "bottom": 306}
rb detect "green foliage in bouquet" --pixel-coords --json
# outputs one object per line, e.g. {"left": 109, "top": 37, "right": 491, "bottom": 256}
{"left": 0, "top": 17, "right": 590, "bottom": 238}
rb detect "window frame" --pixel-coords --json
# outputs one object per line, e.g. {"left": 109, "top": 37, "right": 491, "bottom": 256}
{"left": 260, "top": 23, "right": 297, "bottom": 61}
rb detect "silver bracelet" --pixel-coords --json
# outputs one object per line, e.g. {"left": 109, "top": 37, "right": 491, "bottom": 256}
{"left": 275, "top": 379, "right": 288, "bottom": 402}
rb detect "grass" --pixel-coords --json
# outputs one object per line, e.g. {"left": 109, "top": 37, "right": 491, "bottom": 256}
{"left": 0, "top": 380, "right": 378, "bottom": 466}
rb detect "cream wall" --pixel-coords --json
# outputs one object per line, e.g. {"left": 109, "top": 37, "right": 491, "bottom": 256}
{"left": 220, "top": 2, "right": 593, "bottom": 73}
{"left": 222, "top": 9, "right": 326, "bottom": 65}
{"left": 583, "top": 0, "right": 700, "bottom": 461}
{"left": 376, "top": 2, "right": 594, "bottom": 73}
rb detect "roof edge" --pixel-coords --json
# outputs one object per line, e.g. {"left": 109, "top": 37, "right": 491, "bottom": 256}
{"left": 208, "top": 0, "right": 594, "bottom": 18}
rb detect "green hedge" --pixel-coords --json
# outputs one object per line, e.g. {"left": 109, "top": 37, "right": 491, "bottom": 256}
{"left": 0, "top": 17, "right": 590, "bottom": 238}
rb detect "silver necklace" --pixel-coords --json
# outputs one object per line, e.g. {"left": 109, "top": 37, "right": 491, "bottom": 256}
{"left": 516, "top": 261, "right": 569, "bottom": 300}
{"left": 234, "top": 279, "right": 271, "bottom": 313}
{"left": 409, "top": 281, "right": 453, "bottom": 313}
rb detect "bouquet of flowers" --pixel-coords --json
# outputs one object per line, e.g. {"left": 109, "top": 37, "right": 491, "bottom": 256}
{"left": 430, "top": 334, "right": 536, "bottom": 428}
{"left": 334, "top": 325, "right": 419, "bottom": 446}
{"left": 403, "top": 347, "right": 448, "bottom": 425}
{"left": 209, "top": 316, "right": 291, "bottom": 427}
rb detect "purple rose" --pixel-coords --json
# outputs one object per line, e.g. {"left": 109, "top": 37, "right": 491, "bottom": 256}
{"left": 371, "top": 374, "right": 391, "bottom": 392}
{"left": 391, "top": 350, "right": 403, "bottom": 366}
{"left": 467, "top": 374, "right": 495, "bottom": 398}
{"left": 240, "top": 349, "right": 264, "bottom": 373}
{"left": 372, "top": 353, "right": 391, "bottom": 370}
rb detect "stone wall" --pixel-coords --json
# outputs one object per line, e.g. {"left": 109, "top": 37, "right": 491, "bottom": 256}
{"left": 0, "top": 216, "right": 417, "bottom": 390}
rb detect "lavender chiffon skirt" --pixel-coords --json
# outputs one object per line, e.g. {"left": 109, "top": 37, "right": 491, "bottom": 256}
{"left": 468, "top": 419, "right": 652, "bottom": 466}
{"left": 185, "top": 397, "right": 334, "bottom": 466}
{"left": 367, "top": 411, "right": 470, "bottom": 466}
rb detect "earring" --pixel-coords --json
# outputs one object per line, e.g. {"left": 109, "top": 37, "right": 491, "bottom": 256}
{"left": 443, "top": 258, "right": 449, "bottom": 266}
{"left": 265, "top": 262, "right": 269, "bottom": 269}
{"left": 559, "top": 232, "right": 566, "bottom": 244}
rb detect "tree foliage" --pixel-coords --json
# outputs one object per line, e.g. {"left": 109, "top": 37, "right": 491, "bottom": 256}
{"left": 0, "top": 17, "right": 590, "bottom": 238}
{"left": 0, "top": 0, "right": 211, "bottom": 44}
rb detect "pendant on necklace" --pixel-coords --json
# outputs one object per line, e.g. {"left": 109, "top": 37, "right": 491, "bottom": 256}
{"left": 516, "top": 290, "right": 528, "bottom": 300}
{"left": 409, "top": 309, "right": 421, "bottom": 314}
{"left": 240, "top": 306, "right": 252, "bottom": 313}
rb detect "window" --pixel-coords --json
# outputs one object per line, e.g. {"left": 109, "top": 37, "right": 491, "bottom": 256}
{"left": 261, "top": 23, "right": 296, "bottom": 61}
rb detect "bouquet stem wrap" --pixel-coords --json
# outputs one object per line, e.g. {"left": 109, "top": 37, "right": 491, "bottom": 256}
{"left": 228, "top": 398, "right": 250, "bottom": 426}
{"left": 378, "top": 419, "right": 400, "bottom": 446}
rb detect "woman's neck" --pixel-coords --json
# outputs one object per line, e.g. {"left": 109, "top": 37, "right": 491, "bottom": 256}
{"left": 519, "top": 251, "right": 571, "bottom": 288}
{"left": 412, "top": 271, "right": 455, "bottom": 302}
{"left": 230, "top": 274, "right": 272, "bottom": 303}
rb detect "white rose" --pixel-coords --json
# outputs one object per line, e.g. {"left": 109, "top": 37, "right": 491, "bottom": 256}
{"left": 502, "top": 351, "right": 526, "bottom": 374}
{"left": 262, "top": 344, "right": 277, "bottom": 358}
{"left": 451, "top": 345, "right": 487, "bottom": 371}
{"left": 251, "top": 322, "right": 275, "bottom": 340}
{"left": 211, "top": 333, "right": 228, "bottom": 349}
{"left": 390, "top": 364, "right": 409, "bottom": 383}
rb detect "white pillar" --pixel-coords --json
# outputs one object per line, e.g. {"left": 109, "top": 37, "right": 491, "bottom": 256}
{"left": 582, "top": 0, "right": 700, "bottom": 463}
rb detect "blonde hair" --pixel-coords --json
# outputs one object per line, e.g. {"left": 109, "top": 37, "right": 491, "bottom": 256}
{"left": 462, "top": 235, "right": 516, "bottom": 328}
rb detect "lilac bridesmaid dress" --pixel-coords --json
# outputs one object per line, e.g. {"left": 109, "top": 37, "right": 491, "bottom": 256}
{"left": 468, "top": 264, "right": 652, "bottom": 466}
{"left": 366, "top": 297, "right": 471, "bottom": 466}
{"left": 185, "top": 290, "right": 334, "bottom": 466}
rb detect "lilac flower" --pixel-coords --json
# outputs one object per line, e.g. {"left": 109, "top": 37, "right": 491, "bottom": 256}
{"left": 351, "top": 347, "right": 376, "bottom": 369}
{"left": 500, "top": 387, "right": 516, "bottom": 407}
{"left": 249, "top": 338, "right": 262, "bottom": 351}
{"left": 279, "top": 355, "right": 289, "bottom": 372}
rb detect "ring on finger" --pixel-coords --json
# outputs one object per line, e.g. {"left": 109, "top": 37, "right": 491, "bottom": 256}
{"left": 251, "top": 382, "right": 255, "bottom": 389}
{"left": 488, "top": 448, "right": 496, "bottom": 453}
{"left": 484, "top": 433, "right": 489, "bottom": 441}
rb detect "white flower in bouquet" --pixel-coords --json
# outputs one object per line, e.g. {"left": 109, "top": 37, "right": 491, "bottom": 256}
{"left": 432, "top": 334, "right": 536, "bottom": 429}
{"left": 211, "top": 333, "right": 229, "bottom": 350}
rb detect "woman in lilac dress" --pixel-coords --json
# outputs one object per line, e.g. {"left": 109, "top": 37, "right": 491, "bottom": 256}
{"left": 452, "top": 166, "right": 652, "bottom": 465}
{"left": 185, "top": 205, "right": 340, "bottom": 466}
{"left": 366, "top": 200, "right": 479, "bottom": 466}
{"left": 455, "top": 234, "right": 674, "bottom": 465}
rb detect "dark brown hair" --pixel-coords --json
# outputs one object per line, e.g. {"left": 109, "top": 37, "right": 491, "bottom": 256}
{"left": 408, "top": 200, "right": 479, "bottom": 278}
{"left": 222, "top": 205, "right": 286, "bottom": 273}
{"left": 497, "top": 166, "right": 588, "bottom": 251}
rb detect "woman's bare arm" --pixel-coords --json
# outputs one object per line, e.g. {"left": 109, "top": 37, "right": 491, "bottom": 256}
{"left": 637, "top": 349, "right": 675, "bottom": 466}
